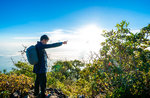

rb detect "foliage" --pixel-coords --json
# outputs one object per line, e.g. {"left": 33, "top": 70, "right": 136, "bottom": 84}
{"left": 91, "top": 20, "right": 150, "bottom": 97}
{"left": 9, "top": 61, "right": 36, "bottom": 80}
{"left": 0, "top": 73, "right": 33, "bottom": 97}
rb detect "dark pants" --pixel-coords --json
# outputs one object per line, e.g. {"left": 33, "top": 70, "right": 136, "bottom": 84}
{"left": 34, "top": 73, "right": 47, "bottom": 97}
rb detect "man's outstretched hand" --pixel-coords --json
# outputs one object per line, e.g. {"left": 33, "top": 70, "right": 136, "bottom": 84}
{"left": 63, "top": 41, "right": 67, "bottom": 44}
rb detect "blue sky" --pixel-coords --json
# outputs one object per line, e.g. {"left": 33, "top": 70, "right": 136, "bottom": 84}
{"left": 0, "top": 0, "right": 150, "bottom": 31}
{"left": 0, "top": 0, "right": 150, "bottom": 72}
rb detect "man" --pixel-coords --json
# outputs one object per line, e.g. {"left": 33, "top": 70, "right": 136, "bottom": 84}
{"left": 33, "top": 35, "right": 67, "bottom": 98}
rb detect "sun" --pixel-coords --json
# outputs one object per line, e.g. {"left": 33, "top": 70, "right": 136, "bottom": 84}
{"left": 76, "top": 24, "right": 104, "bottom": 52}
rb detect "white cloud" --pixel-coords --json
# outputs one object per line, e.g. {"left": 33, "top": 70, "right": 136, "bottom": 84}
{"left": 43, "top": 24, "right": 105, "bottom": 60}
{"left": 131, "top": 29, "right": 140, "bottom": 33}
{"left": 13, "top": 37, "right": 39, "bottom": 40}
{"left": 0, "top": 40, "right": 36, "bottom": 57}
{"left": 0, "top": 24, "right": 105, "bottom": 61}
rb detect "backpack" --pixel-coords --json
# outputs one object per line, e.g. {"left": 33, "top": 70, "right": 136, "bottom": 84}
{"left": 26, "top": 45, "right": 39, "bottom": 65}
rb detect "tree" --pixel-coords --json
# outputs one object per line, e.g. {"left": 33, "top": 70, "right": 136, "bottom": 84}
{"left": 51, "top": 60, "right": 85, "bottom": 81}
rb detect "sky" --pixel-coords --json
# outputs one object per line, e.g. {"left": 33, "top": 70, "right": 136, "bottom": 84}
{"left": 0, "top": 0, "right": 150, "bottom": 72}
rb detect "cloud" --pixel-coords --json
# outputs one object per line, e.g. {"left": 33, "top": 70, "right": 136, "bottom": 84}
{"left": 13, "top": 37, "right": 39, "bottom": 40}
{"left": 1, "top": 24, "right": 105, "bottom": 61}
{"left": 130, "top": 29, "right": 140, "bottom": 33}
{"left": 42, "top": 24, "right": 105, "bottom": 60}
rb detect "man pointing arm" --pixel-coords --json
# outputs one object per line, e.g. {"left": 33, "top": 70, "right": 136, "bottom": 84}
{"left": 33, "top": 35, "right": 67, "bottom": 98}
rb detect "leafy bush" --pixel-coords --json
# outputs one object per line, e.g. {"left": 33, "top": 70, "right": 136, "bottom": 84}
{"left": 0, "top": 73, "right": 33, "bottom": 97}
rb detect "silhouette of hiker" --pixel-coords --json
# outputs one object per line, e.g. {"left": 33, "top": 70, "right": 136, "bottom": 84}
{"left": 33, "top": 35, "right": 67, "bottom": 98}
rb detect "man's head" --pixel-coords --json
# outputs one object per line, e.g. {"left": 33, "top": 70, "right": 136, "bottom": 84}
{"left": 40, "top": 35, "right": 49, "bottom": 44}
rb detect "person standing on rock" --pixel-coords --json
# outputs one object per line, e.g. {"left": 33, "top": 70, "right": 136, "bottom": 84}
{"left": 33, "top": 35, "right": 67, "bottom": 98}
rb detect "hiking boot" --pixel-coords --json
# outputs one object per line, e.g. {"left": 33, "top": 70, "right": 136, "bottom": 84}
{"left": 34, "top": 93, "right": 40, "bottom": 98}
{"left": 40, "top": 94, "right": 47, "bottom": 98}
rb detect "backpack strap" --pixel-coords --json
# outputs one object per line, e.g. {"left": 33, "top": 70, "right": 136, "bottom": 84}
{"left": 35, "top": 45, "right": 41, "bottom": 72}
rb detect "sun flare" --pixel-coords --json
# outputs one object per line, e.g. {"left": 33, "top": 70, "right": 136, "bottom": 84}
{"left": 46, "top": 24, "right": 105, "bottom": 60}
